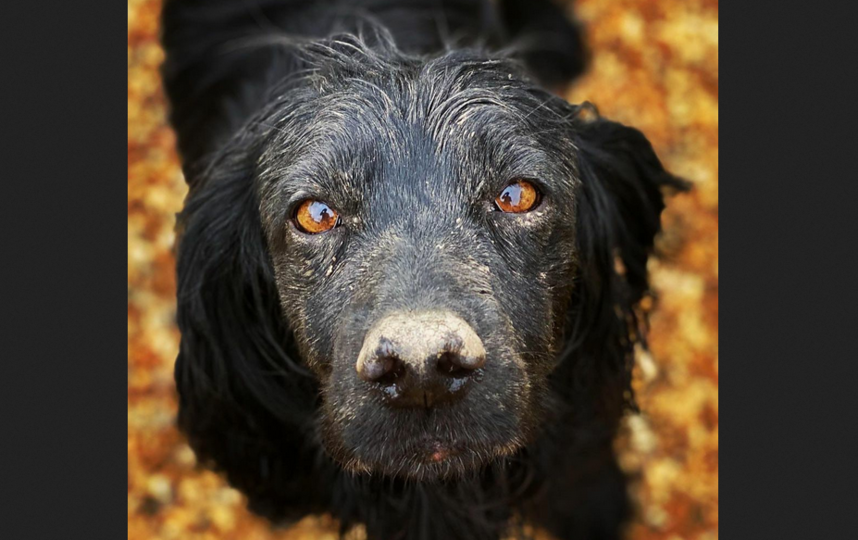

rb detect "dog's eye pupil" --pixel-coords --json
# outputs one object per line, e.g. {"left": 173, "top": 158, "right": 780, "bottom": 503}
{"left": 294, "top": 200, "right": 340, "bottom": 234}
{"left": 495, "top": 180, "right": 540, "bottom": 213}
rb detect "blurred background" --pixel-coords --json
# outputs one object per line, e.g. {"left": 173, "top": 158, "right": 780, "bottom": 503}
{"left": 128, "top": 0, "right": 718, "bottom": 538}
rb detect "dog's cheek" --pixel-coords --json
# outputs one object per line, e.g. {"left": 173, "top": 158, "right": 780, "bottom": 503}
{"left": 494, "top": 223, "right": 577, "bottom": 372}
{"left": 269, "top": 246, "right": 352, "bottom": 375}
{"left": 317, "top": 378, "right": 353, "bottom": 458}
{"left": 317, "top": 361, "right": 387, "bottom": 471}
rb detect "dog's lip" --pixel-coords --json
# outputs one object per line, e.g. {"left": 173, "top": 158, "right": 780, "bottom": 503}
{"left": 417, "top": 437, "right": 462, "bottom": 463}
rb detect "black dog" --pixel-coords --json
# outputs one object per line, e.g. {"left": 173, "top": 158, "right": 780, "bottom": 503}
{"left": 160, "top": 1, "right": 686, "bottom": 538}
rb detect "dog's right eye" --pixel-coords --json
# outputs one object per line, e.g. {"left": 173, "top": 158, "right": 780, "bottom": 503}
{"left": 495, "top": 179, "right": 541, "bottom": 213}
{"left": 293, "top": 200, "right": 341, "bottom": 234}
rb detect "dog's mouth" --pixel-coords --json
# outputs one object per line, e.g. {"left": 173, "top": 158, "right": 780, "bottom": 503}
{"left": 334, "top": 428, "right": 524, "bottom": 480}
{"left": 411, "top": 435, "right": 469, "bottom": 466}
{"left": 425, "top": 439, "right": 459, "bottom": 463}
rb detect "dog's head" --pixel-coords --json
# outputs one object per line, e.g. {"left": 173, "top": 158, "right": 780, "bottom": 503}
{"left": 174, "top": 35, "right": 684, "bottom": 482}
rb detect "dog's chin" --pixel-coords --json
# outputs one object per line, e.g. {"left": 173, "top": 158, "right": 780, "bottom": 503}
{"left": 320, "top": 366, "right": 533, "bottom": 480}
{"left": 320, "top": 409, "right": 527, "bottom": 481}
{"left": 335, "top": 436, "right": 523, "bottom": 481}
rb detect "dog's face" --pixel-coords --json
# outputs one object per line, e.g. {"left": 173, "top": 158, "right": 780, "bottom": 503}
{"left": 174, "top": 38, "right": 680, "bottom": 487}
{"left": 254, "top": 49, "right": 582, "bottom": 480}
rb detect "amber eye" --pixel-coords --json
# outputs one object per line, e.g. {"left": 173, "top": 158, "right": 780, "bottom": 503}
{"left": 495, "top": 180, "right": 540, "bottom": 213}
{"left": 294, "top": 200, "right": 340, "bottom": 234}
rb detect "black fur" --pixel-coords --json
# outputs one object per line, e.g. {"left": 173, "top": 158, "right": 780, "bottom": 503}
{"left": 160, "top": 1, "right": 687, "bottom": 539}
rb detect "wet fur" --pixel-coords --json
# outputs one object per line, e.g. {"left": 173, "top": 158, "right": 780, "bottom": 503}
{"left": 160, "top": 1, "right": 687, "bottom": 539}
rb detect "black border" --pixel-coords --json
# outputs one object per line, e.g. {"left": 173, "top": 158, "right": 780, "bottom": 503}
{"left": 2, "top": 2, "right": 128, "bottom": 538}
{"left": 720, "top": 1, "right": 858, "bottom": 539}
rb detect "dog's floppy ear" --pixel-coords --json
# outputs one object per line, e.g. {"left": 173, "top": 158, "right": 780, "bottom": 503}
{"left": 562, "top": 111, "right": 688, "bottom": 419}
{"left": 173, "top": 138, "right": 318, "bottom": 515}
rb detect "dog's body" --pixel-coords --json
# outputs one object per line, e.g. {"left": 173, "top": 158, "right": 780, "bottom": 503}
{"left": 160, "top": 1, "right": 685, "bottom": 538}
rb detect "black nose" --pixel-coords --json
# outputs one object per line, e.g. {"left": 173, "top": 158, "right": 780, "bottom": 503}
{"left": 355, "top": 311, "right": 486, "bottom": 408}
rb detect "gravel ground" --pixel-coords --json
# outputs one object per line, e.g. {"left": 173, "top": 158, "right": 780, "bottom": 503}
{"left": 128, "top": 0, "right": 718, "bottom": 538}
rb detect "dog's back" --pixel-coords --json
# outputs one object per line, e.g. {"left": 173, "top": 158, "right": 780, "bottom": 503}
{"left": 161, "top": 0, "right": 585, "bottom": 181}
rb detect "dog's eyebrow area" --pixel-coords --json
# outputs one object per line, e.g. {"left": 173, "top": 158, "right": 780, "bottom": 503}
{"left": 254, "top": 81, "right": 574, "bottom": 234}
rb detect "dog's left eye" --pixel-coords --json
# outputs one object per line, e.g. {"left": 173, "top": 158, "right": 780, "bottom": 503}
{"left": 293, "top": 200, "right": 341, "bottom": 234}
{"left": 495, "top": 180, "right": 541, "bottom": 213}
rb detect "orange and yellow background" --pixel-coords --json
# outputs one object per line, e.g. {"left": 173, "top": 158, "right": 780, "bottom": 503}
{"left": 128, "top": 0, "right": 718, "bottom": 538}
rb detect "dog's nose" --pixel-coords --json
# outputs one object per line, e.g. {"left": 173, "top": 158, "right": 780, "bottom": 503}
{"left": 356, "top": 311, "right": 486, "bottom": 407}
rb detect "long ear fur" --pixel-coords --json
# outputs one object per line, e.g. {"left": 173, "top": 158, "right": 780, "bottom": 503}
{"left": 498, "top": 0, "right": 587, "bottom": 87}
{"left": 559, "top": 111, "right": 689, "bottom": 424}
{"left": 173, "top": 136, "right": 324, "bottom": 520}
{"left": 160, "top": 0, "right": 303, "bottom": 179}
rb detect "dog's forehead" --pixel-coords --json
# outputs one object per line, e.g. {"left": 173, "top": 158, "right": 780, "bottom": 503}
{"left": 255, "top": 58, "right": 579, "bottom": 233}
{"left": 352, "top": 109, "right": 550, "bottom": 222}
{"left": 267, "top": 89, "right": 534, "bottom": 191}
{"left": 317, "top": 114, "right": 485, "bottom": 231}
